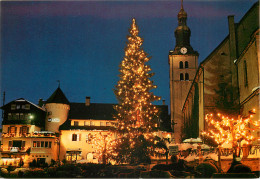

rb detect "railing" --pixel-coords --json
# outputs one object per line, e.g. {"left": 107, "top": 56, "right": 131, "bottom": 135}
{"left": 2, "top": 132, "right": 56, "bottom": 138}
{"left": 1, "top": 147, "right": 27, "bottom": 153}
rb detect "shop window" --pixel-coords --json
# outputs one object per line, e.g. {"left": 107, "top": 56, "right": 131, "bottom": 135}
{"left": 179, "top": 61, "right": 183, "bottom": 69}
{"left": 9, "top": 141, "right": 13, "bottom": 148}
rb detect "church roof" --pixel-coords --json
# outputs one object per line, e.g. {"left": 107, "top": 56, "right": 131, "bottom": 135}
{"left": 46, "top": 87, "right": 70, "bottom": 104}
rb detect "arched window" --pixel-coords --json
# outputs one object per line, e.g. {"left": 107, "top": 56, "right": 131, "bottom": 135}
{"left": 185, "top": 73, "right": 189, "bottom": 81}
{"left": 185, "top": 61, "right": 189, "bottom": 68}
{"left": 179, "top": 61, "right": 183, "bottom": 69}
{"left": 180, "top": 73, "right": 184, "bottom": 81}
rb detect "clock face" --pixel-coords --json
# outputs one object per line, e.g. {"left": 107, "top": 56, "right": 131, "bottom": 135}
{"left": 180, "top": 47, "right": 187, "bottom": 54}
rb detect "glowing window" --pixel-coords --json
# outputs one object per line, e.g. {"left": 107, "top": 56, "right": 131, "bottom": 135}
{"left": 72, "top": 134, "right": 77, "bottom": 141}
{"left": 74, "top": 121, "right": 79, "bottom": 126}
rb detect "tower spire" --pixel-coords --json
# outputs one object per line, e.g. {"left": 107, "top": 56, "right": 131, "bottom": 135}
{"left": 181, "top": 0, "right": 183, "bottom": 10}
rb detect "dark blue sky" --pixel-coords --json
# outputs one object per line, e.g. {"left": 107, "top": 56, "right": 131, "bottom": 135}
{"left": 0, "top": 0, "right": 257, "bottom": 108}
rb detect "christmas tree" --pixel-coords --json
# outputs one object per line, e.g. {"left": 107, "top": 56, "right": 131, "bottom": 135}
{"left": 113, "top": 18, "right": 161, "bottom": 164}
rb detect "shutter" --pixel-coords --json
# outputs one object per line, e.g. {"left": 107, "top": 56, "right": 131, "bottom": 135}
{"left": 8, "top": 127, "right": 10, "bottom": 133}
{"left": 22, "top": 141, "right": 25, "bottom": 147}
{"left": 20, "top": 127, "right": 22, "bottom": 134}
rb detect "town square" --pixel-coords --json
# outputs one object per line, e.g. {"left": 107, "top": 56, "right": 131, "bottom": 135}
{"left": 0, "top": 0, "right": 259, "bottom": 178}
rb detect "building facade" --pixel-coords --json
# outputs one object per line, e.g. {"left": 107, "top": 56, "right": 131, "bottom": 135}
{"left": 182, "top": 2, "right": 259, "bottom": 142}
{"left": 0, "top": 87, "right": 171, "bottom": 166}
{"left": 0, "top": 98, "right": 58, "bottom": 167}
{"left": 169, "top": 2, "right": 198, "bottom": 143}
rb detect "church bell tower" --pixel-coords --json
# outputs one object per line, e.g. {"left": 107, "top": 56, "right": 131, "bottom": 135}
{"left": 169, "top": 0, "right": 199, "bottom": 143}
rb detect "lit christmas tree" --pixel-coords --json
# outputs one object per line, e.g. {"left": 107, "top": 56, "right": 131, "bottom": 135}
{"left": 113, "top": 18, "right": 161, "bottom": 164}
{"left": 201, "top": 109, "right": 259, "bottom": 167}
{"left": 89, "top": 132, "right": 116, "bottom": 164}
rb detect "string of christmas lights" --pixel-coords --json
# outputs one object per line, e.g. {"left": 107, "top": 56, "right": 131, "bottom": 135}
{"left": 113, "top": 18, "right": 161, "bottom": 164}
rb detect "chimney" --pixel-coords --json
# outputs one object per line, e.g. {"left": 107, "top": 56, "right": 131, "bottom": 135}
{"left": 38, "top": 98, "right": 44, "bottom": 107}
{"left": 85, "top": 97, "right": 90, "bottom": 106}
{"left": 162, "top": 99, "right": 165, "bottom": 105}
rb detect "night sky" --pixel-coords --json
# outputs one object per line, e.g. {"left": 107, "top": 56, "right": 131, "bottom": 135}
{"left": 0, "top": 0, "right": 257, "bottom": 110}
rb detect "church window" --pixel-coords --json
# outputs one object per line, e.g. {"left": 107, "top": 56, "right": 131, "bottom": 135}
{"left": 185, "top": 73, "right": 189, "bottom": 81}
{"left": 185, "top": 61, "right": 189, "bottom": 68}
{"left": 243, "top": 60, "right": 248, "bottom": 87}
{"left": 179, "top": 61, "right": 183, "bottom": 69}
{"left": 180, "top": 73, "right": 184, "bottom": 81}
{"left": 72, "top": 134, "right": 77, "bottom": 141}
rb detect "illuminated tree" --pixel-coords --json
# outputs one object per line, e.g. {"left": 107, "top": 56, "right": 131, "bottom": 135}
{"left": 89, "top": 132, "right": 116, "bottom": 164}
{"left": 201, "top": 109, "right": 259, "bottom": 167}
{"left": 113, "top": 18, "right": 161, "bottom": 164}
